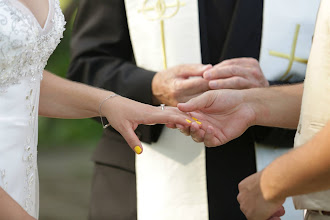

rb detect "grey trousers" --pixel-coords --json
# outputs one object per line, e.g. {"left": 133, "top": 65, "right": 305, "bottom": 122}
{"left": 305, "top": 211, "right": 330, "bottom": 220}
{"left": 88, "top": 163, "right": 137, "bottom": 220}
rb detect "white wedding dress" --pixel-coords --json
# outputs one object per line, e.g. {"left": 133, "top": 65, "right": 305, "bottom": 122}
{"left": 0, "top": 0, "right": 65, "bottom": 218}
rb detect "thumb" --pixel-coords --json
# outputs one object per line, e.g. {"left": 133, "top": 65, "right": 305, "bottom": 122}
{"left": 118, "top": 125, "right": 143, "bottom": 155}
{"left": 177, "top": 93, "right": 209, "bottom": 112}
{"left": 271, "top": 206, "right": 285, "bottom": 218}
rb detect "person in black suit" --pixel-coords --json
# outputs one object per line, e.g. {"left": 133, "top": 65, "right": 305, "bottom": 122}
{"left": 67, "top": 0, "right": 278, "bottom": 219}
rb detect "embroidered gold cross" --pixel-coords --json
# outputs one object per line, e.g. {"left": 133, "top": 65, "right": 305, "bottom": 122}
{"left": 269, "top": 24, "right": 308, "bottom": 81}
{"left": 139, "top": 0, "right": 186, "bottom": 69}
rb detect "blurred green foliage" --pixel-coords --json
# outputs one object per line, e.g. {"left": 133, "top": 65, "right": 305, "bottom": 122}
{"left": 39, "top": 0, "right": 102, "bottom": 148}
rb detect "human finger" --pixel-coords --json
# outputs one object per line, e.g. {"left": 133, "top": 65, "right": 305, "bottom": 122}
{"left": 270, "top": 206, "right": 285, "bottom": 218}
{"left": 174, "top": 77, "right": 210, "bottom": 96}
{"left": 209, "top": 76, "right": 252, "bottom": 89}
{"left": 178, "top": 64, "right": 212, "bottom": 78}
{"left": 177, "top": 92, "right": 213, "bottom": 112}
{"left": 203, "top": 126, "right": 222, "bottom": 147}
{"left": 190, "top": 122, "right": 205, "bottom": 142}
{"left": 216, "top": 57, "right": 259, "bottom": 68}
{"left": 267, "top": 217, "right": 281, "bottom": 220}
{"left": 166, "top": 123, "right": 177, "bottom": 129}
{"left": 118, "top": 123, "right": 144, "bottom": 155}
{"left": 188, "top": 112, "right": 225, "bottom": 146}
{"left": 204, "top": 65, "right": 250, "bottom": 80}
{"left": 144, "top": 107, "right": 192, "bottom": 127}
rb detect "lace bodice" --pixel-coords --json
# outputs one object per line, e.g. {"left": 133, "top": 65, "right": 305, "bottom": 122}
{"left": 0, "top": 0, "right": 65, "bottom": 92}
{"left": 0, "top": 0, "right": 65, "bottom": 218}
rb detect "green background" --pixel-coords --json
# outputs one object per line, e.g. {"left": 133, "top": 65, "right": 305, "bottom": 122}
{"left": 40, "top": 0, "right": 102, "bottom": 149}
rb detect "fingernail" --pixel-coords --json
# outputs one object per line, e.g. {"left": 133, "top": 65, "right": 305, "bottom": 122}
{"left": 191, "top": 126, "right": 196, "bottom": 132}
{"left": 185, "top": 119, "right": 192, "bottom": 123}
{"left": 134, "top": 146, "right": 142, "bottom": 154}
{"left": 206, "top": 127, "right": 212, "bottom": 134}
{"left": 209, "top": 81, "right": 217, "bottom": 89}
{"left": 204, "top": 71, "right": 211, "bottom": 79}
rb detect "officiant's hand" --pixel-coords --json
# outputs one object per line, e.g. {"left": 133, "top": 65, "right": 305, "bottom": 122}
{"left": 152, "top": 64, "right": 212, "bottom": 106}
{"left": 176, "top": 90, "right": 256, "bottom": 147}
{"left": 237, "top": 171, "right": 286, "bottom": 220}
{"left": 203, "top": 58, "right": 269, "bottom": 89}
{"left": 102, "top": 95, "right": 192, "bottom": 154}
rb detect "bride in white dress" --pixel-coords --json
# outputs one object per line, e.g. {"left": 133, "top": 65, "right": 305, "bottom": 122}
{"left": 0, "top": 0, "right": 191, "bottom": 219}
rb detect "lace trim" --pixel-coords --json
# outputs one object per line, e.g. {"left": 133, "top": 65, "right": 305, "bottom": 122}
{"left": 0, "top": 0, "right": 66, "bottom": 92}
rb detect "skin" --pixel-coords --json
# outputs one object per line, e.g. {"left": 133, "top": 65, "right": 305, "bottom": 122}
{"left": 0, "top": 70, "right": 192, "bottom": 219}
{"left": 178, "top": 84, "right": 330, "bottom": 219}
{"left": 39, "top": 71, "right": 191, "bottom": 153}
{"left": 166, "top": 58, "right": 269, "bottom": 134}
{"left": 176, "top": 84, "right": 303, "bottom": 146}
{"left": 204, "top": 58, "right": 269, "bottom": 90}
{"left": 152, "top": 58, "right": 268, "bottom": 107}
{"left": 151, "top": 64, "right": 212, "bottom": 106}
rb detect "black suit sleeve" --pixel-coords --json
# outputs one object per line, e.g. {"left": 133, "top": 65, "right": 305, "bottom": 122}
{"left": 68, "top": 0, "right": 154, "bottom": 103}
{"left": 67, "top": 0, "right": 162, "bottom": 143}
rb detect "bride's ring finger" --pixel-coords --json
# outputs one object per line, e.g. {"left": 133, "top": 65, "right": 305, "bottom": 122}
{"left": 190, "top": 123, "right": 205, "bottom": 143}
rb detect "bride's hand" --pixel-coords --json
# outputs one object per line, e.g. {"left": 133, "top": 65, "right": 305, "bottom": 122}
{"left": 101, "top": 95, "right": 192, "bottom": 154}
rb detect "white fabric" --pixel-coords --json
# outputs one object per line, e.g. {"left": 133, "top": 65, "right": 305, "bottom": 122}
{"left": 293, "top": 0, "right": 330, "bottom": 211}
{"left": 305, "top": 211, "right": 330, "bottom": 220}
{"left": 124, "top": 1, "right": 208, "bottom": 219}
{"left": 0, "top": 0, "right": 65, "bottom": 218}
{"left": 259, "top": 0, "right": 320, "bottom": 82}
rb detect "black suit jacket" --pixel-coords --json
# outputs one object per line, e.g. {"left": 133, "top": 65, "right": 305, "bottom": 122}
{"left": 68, "top": 0, "right": 286, "bottom": 219}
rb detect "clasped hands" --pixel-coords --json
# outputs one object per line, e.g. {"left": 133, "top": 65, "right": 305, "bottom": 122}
{"left": 103, "top": 58, "right": 282, "bottom": 220}
{"left": 152, "top": 58, "right": 285, "bottom": 220}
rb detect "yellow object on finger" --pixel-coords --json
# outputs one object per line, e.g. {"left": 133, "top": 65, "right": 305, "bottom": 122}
{"left": 135, "top": 146, "right": 142, "bottom": 154}
{"left": 185, "top": 119, "right": 192, "bottom": 123}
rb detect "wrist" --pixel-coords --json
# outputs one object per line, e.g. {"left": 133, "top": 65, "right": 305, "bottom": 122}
{"left": 243, "top": 88, "right": 269, "bottom": 127}
{"left": 260, "top": 164, "right": 287, "bottom": 203}
{"left": 151, "top": 72, "right": 162, "bottom": 105}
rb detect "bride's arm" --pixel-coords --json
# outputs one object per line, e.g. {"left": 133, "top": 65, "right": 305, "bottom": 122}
{"left": 39, "top": 71, "right": 191, "bottom": 153}
{"left": 0, "top": 188, "right": 36, "bottom": 220}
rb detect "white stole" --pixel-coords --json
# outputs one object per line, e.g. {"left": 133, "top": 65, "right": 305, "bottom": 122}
{"left": 293, "top": 0, "right": 330, "bottom": 210}
{"left": 124, "top": 1, "right": 208, "bottom": 219}
{"left": 256, "top": 1, "right": 320, "bottom": 218}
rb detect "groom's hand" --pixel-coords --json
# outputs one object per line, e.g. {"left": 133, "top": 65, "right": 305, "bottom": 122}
{"left": 237, "top": 171, "right": 286, "bottom": 220}
{"left": 177, "top": 90, "right": 256, "bottom": 147}
{"left": 152, "top": 64, "right": 212, "bottom": 106}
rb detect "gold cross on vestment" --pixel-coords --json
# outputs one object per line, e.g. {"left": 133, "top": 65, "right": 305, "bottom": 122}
{"left": 139, "top": 0, "right": 186, "bottom": 69}
{"left": 269, "top": 24, "right": 308, "bottom": 81}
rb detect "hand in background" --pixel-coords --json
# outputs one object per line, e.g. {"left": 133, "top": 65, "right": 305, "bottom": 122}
{"left": 237, "top": 171, "right": 286, "bottom": 220}
{"left": 176, "top": 90, "right": 256, "bottom": 147}
{"left": 204, "top": 58, "right": 269, "bottom": 90}
{"left": 152, "top": 64, "right": 212, "bottom": 106}
{"left": 102, "top": 95, "right": 191, "bottom": 154}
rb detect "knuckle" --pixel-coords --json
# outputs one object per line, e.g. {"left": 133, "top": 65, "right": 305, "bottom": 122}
{"left": 173, "top": 79, "right": 182, "bottom": 91}
{"left": 249, "top": 57, "right": 259, "bottom": 65}
{"left": 250, "top": 69, "right": 261, "bottom": 78}
{"left": 230, "top": 66, "right": 238, "bottom": 75}
{"left": 234, "top": 77, "right": 242, "bottom": 87}
{"left": 171, "top": 90, "right": 180, "bottom": 99}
